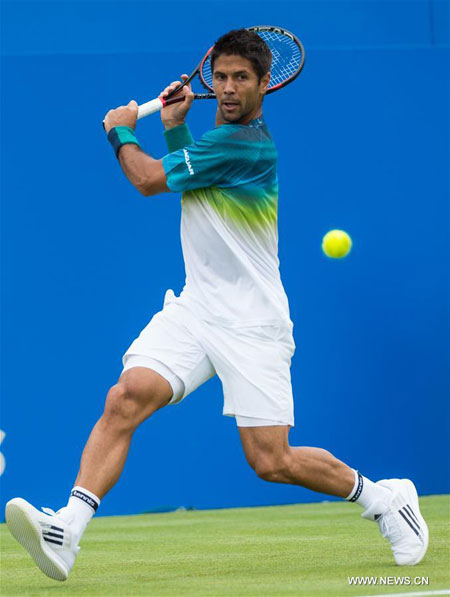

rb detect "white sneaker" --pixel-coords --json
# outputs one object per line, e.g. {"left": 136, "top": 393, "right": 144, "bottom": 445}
{"left": 362, "top": 478, "right": 429, "bottom": 565}
{"left": 5, "top": 497, "right": 79, "bottom": 581}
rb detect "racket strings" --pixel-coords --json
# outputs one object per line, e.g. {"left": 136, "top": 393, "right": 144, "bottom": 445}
{"left": 201, "top": 58, "right": 214, "bottom": 90}
{"left": 258, "top": 31, "right": 302, "bottom": 88}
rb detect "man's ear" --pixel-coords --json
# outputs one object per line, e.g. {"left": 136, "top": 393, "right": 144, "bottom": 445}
{"left": 260, "top": 71, "right": 271, "bottom": 95}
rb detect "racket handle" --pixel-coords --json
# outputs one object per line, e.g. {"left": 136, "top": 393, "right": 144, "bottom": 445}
{"left": 137, "top": 96, "right": 185, "bottom": 120}
{"left": 137, "top": 98, "right": 164, "bottom": 119}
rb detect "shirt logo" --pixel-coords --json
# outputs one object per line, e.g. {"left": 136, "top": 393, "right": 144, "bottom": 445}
{"left": 183, "top": 149, "right": 195, "bottom": 176}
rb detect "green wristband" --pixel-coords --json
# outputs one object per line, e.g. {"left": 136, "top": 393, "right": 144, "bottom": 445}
{"left": 108, "top": 126, "right": 141, "bottom": 158}
{"left": 163, "top": 123, "right": 194, "bottom": 153}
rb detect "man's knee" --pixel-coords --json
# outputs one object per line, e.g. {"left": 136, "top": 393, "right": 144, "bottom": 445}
{"left": 102, "top": 381, "right": 161, "bottom": 432}
{"left": 102, "top": 384, "right": 139, "bottom": 431}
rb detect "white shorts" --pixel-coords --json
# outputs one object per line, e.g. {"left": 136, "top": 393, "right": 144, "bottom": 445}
{"left": 122, "top": 293, "right": 296, "bottom": 426}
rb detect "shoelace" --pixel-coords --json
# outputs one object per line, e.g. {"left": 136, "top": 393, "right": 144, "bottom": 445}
{"left": 379, "top": 511, "right": 403, "bottom": 545}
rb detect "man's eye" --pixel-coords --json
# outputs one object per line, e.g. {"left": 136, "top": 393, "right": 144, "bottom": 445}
{"left": 238, "top": 75, "right": 248, "bottom": 81}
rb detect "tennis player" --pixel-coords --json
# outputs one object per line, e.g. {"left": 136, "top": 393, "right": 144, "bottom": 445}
{"left": 6, "top": 29, "right": 428, "bottom": 581}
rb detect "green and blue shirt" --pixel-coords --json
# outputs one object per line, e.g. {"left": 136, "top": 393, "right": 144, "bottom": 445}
{"left": 162, "top": 117, "right": 291, "bottom": 326}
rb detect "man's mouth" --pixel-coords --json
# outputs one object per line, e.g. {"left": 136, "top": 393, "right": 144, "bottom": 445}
{"left": 222, "top": 101, "right": 240, "bottom": 111}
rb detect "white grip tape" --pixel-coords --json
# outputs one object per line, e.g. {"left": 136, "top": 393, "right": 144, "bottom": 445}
{"left": 137, "top": 97, "right": 164, "bottom": 119}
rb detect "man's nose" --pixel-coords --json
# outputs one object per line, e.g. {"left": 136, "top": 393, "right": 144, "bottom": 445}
{"left": 223, "top": 78, "right": 236, "bottom": 94}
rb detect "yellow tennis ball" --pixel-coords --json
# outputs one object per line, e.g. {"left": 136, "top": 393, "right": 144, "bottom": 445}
{"left": 322, "top": 229, "right": 352, "bottom": 258}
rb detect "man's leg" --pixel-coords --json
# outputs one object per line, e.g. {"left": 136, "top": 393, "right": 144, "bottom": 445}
{"left": 239, "top": 425, "right": 429, "bottom": 565}
{"left": 74, "top": 366, "right": 173, "bottom": 498}
{"left": 239, "top": 425, "right": 354, "bottom": 496}
{"left": 5, "top": 366, "right": 173, "bottom": 581}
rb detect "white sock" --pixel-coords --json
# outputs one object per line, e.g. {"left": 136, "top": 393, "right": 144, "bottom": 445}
{"left": 57, "top": 486, "right": 101, "bottom": 543}
{"left": 346, "top": 469, "right": 391, "bottom": 510}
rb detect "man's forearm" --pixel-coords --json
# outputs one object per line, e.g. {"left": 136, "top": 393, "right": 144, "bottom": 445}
{"left": 103, "top": 87, "right": 193, "bottom": 196}
{"left": 117, "top": 145, "right": 169, "bottom": 196}
{"left": 118, "top": 144, "right": 154, "bottom": 191}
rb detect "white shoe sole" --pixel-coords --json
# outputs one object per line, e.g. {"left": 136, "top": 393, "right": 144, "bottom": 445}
{"left": 402, "top": 479, "right": 429, "bottom": 565}
{"left": 6, "top": 498, "right": 69, "bottom": 581}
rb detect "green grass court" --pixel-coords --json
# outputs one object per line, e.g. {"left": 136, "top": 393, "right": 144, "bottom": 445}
{"left": 1, "top": 495, "right": 449, "bottom": 597}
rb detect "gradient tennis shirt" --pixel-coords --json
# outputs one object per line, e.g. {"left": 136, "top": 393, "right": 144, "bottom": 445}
{"left": 162, "top": 117, "right": 291, "bottom": 327}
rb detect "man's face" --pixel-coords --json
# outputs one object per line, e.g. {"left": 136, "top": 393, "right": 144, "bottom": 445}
{"left": 212, "top": 54, "right": 270, "bottom": 124}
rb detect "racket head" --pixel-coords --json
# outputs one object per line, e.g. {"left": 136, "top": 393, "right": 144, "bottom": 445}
{"left": 198, "top": 46, "right": 215, "bottom": 93}
{"left": 198, "top": 26, "right": 305, "bottom": 95}
{"left": 247, "top": 26, "right": 305, "bottom": 93}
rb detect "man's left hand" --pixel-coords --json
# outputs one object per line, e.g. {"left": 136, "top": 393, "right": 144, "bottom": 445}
{"left": 103, "top": 100, "right": 138, "bottom": 133}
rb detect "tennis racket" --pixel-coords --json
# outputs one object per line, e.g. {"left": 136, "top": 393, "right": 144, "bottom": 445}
{"left": 136, "top": 25, "right": 305, "bottom": 120}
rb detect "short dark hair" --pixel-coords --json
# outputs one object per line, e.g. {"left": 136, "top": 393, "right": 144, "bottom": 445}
{"left": 210, "top": 29, "right": 272, "bottom": 81}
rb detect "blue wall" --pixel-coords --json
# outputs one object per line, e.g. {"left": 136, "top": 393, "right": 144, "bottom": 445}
{"left": 1, "top": 1, "right": 449, "bottom": 517}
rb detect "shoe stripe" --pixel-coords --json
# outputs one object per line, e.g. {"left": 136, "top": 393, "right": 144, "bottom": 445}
{"left": 43, "top": 537, "right": 63, "bottom": 546}
{"left": 398, "top": 509, "right": 420, "bottom": 536}
{"left": 404, "top": 510, "right": 421, "bottom": 536}
{"left": 50, "top": 525, "right": 64, "bottom": 532}
{"left": 401, "top": 505, "right": 421, "bottom": 533}
{"left": 405, "top": 503, "right": 420, "bottom": 526}
{"left": 43, "top": 531, "right": 64, "bottom": 540}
